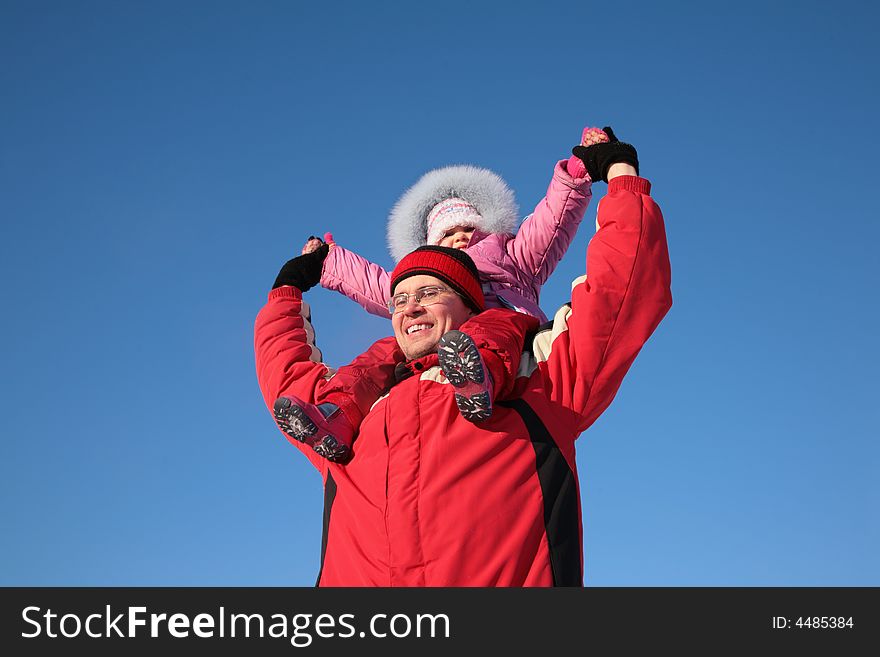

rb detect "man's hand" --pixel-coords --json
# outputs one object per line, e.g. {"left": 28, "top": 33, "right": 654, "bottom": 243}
{"left": 273, "top": 243, "right": 329, "bottom": 291}
{"left": 572, "top": 126, "right": 639, "bottom": 183}
{"left": 566, "top": 127, "right": 609, "bottom": 180}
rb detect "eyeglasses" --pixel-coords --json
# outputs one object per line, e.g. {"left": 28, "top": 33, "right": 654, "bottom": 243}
{"left": 387, "top": 286, "right": 458, "bottom": 314}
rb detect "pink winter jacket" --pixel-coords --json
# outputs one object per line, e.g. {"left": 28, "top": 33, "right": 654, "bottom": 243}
{"left": 319, "top": 160, "right": 592, "bottom": 323}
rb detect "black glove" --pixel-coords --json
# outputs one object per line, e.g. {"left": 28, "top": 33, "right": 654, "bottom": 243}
{"left": 272, "top": 243, "right": 329, "bottom": 291}
{"left": 572, "top": 126, "right": 639, "bottom": 183}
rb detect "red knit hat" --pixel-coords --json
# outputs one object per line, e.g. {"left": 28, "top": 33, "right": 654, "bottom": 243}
{"left": 390, "top": 246, "right": 485, "bottom": 313}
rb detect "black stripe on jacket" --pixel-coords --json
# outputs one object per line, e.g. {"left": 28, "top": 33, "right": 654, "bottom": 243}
{"left": 314, "top": 471, "right": 337, "bottom": 587}
{"left": 498, "top": 398, "right": 583, "bottom": 586}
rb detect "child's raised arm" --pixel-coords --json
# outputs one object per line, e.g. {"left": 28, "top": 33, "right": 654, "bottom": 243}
{"left": 506, "top": 128, "right": 612, "bottom": 285}
{"left": 318, "top": 234, "right": 393, "bottom": 318}
{"left": 505, "top": 159, "right": 592, "bottom": 286}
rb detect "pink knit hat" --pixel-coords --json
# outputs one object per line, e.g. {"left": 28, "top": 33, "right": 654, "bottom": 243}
{"left": 425, "top": 197, "right": 483, "bottom": 246}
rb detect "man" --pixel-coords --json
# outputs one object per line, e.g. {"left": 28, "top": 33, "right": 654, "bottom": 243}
{"left": 254, "top": 136, "right": 672, "bottom": 586}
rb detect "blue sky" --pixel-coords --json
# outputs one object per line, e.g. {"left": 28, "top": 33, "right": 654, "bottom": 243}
{"left": 1, "top": 0, "right": 877, "bottom": 585}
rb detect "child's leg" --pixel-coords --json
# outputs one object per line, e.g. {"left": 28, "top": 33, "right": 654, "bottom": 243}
{"left": 274, "top": 336, "right": 404, "bottom": 462}
{"left": 462, "top": 308, "right": 540, "bottom": 399}
{"left": 438, "top": 308, "right": 539, "bottom": 422}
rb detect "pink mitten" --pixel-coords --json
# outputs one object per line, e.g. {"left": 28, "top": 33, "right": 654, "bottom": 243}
{"left": 581, "top": 126, "right": 610, "bottom": 147}
{"left": 301, "top": 235, "right": 325, "bottom": 255}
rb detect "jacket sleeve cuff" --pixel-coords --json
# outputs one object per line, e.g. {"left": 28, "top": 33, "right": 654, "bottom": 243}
{"left": 554, "top": 159, "right": 592, "bottom": 188}
{"left": 268, "top": 285, "right": 302, "bottom": 302}
{"left": 608, "top": 175, "right": 651, "bottom": 196}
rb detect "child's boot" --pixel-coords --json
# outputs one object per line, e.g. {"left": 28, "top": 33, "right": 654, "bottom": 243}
{"left": 437, "top": 330, "right": 495, "bottom": 423}
{"left": 273, "top": 394, "right": 354, "bottom": 462}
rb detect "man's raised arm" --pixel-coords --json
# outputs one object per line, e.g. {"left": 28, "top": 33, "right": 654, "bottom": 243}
{"left": 254, "top": 249, "right": 336, "bottom": 471}
{"left": 534, "top": 147, "right": 672, "bottom": 434}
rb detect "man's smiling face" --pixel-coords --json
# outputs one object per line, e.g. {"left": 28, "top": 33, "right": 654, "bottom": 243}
{"left": 391, "top": 274, "right": 474, "bottom": 360}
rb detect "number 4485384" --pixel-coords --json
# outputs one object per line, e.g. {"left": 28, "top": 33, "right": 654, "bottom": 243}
{"left": 796, "top": 617, "right": 854, "bottom": 629}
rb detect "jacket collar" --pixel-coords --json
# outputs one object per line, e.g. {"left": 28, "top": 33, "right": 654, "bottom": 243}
{"left": 394, "top": 353, "right": 440, "bottom": 383}
{"left": 466, "top": 228, "right": 491, "bottom": 248}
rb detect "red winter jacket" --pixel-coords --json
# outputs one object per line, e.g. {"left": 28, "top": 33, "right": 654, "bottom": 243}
{"left": 254, "top": 176, "right": 672, "bottom": 586}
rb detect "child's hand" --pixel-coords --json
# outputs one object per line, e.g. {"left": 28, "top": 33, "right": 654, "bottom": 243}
{"left": 301, "top": 235, "right": 325, "bottom": 255}
{"left": 581, "top": 127, "right": 610, "bottom": 147}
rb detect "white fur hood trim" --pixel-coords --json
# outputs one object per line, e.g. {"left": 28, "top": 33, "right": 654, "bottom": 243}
{"left": 387, "top": 165, "right": 519, "bottom": 262}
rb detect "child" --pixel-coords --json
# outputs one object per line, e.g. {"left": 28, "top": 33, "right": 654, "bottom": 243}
{"left": 320, "top": 127, "right": 610, "bottom": 323}
{"left": 273, "top": 127, "right": 624, "bottom": 462}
